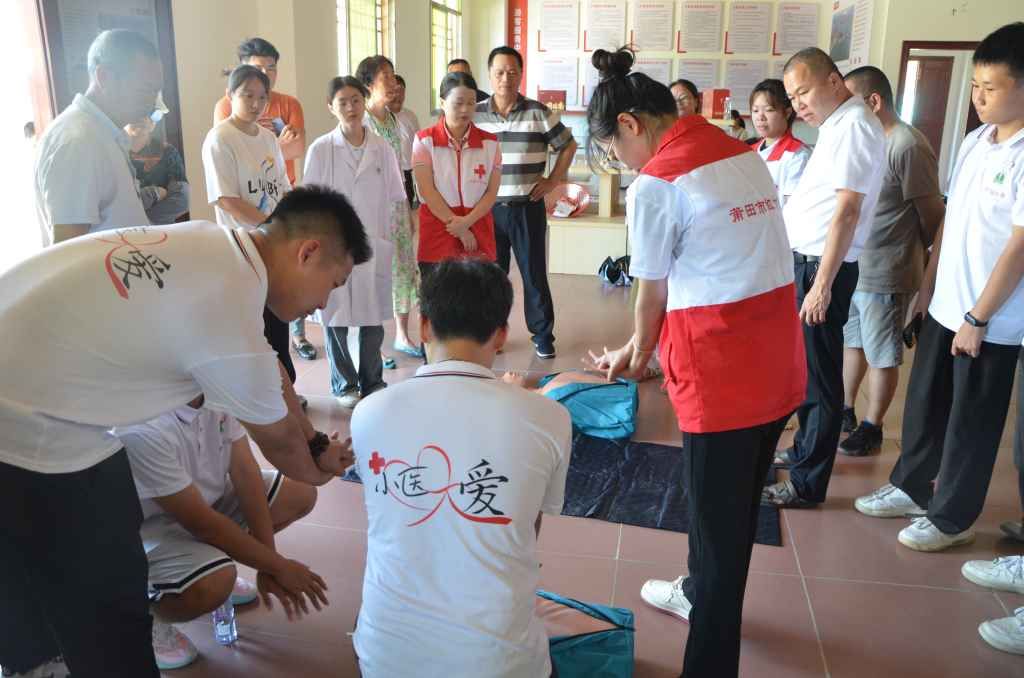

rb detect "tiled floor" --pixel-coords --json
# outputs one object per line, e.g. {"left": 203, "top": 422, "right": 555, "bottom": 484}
{"left": 169, "top": 273, "right": 1023, "bottom": 678}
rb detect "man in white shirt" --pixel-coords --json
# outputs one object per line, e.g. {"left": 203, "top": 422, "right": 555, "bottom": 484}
{"left": 856, "top": 23, "right": 1024, "bottom": 552}
{"left": 0, "top": 186, "right": 368, "bottom": 676}
{"left": 762, "top": 48, "right": 886, "bottom": 508}
{"left": 351, "top": 259, "right": 571, "bottom": 678}
{"left": 34, "top": 29, "right": 160, "bottom": 246}
{"left": 118, "top": 398, "right": 322, "bottom": 671}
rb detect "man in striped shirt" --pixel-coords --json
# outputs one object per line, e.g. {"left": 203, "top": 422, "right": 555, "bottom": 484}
{"left": 475, "top": 46, "right": 577, "bottom": 359}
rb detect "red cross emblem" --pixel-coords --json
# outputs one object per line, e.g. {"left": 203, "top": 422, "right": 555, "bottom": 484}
{"left": 369, "top": 451, "right": 386, "bottom": 475}
{"left": 473, "top": 163, "right": 486, "bottom": 179}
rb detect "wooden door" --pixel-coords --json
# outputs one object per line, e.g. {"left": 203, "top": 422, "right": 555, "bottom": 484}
{"left": 908, "top": 56, "right": 954, "bottom": 153}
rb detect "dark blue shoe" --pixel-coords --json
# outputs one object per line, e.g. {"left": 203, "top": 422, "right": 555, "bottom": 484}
{"left": 534, "top": 341, "right": 556, "bottom": 359}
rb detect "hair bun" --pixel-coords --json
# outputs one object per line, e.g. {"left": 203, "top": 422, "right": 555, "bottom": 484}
{"left": 592, "top": 47, "right": 634, "bottom": 80}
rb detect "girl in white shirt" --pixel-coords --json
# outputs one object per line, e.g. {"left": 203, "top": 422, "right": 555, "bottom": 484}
{"left": 202, "top": 65, "right": 290, "bottom": 230}
{"left": 303, "top": 76, "right": 406, "bottom": 408}
{"left": 749, "top": 79, "right": 810, "bottom": 206}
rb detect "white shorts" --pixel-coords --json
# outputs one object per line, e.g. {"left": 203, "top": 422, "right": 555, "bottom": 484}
{"left": 142, "top": 470, "right": 282, "bottom": 601}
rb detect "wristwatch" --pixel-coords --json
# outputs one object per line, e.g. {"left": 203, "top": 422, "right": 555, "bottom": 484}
{"left": 964, "top": 312, "right": 988, "bottom": 328}
{"left": 308, "top": 431, "right": 330, "bottom": 459}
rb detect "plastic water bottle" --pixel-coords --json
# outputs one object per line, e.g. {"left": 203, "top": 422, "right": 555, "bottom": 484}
{"left": 212, "top": 599, "right": 238, "bottom": 645}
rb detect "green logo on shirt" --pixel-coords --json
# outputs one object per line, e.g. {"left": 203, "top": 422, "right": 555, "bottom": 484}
{"left": 994, "top": 171, "right": 1006, "bottom": 185}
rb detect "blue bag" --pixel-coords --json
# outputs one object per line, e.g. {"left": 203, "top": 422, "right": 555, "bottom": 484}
{"left": 537, "top": 590, "right": 635, "bottom": 677}
{"left": 537, "top": 374, "right": 639, "bottom": 440}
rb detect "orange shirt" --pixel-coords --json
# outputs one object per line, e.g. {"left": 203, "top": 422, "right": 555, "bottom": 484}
{"left": 214, "top": 90, "right": 304, "bottom": 184}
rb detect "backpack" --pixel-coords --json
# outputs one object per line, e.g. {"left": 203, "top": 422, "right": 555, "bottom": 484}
{"left": 538, "top": 590, "right": 635, "bottom": 677}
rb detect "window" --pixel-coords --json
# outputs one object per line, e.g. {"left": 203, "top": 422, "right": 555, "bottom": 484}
{"left": 430, "top": 1, "right": 462, "bottom": 106}
{"left": 338, "top": 0, "right": 393, "bottom": 76}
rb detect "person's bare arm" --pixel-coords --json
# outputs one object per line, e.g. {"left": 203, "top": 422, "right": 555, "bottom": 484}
{"left": 912, "top": 194, "right": 946, "bottom": 248}
{"left": 228, "top": 437, "right": 276, "bottom": 550}
{"left": 278, "top": 125, "right": 306, "bottom": 162}
{"left": 913, "top": 218, "right": 944, "bottom": 318}
{"left": 52, "top": 224, "right": 91, "bottom": 243}
{"left": 951, "top": 227, "right": 1024, "bottom": 358}
{"left": 216, "top": 197, "right": 268, "bottom": 227}
{"left": 799, "top": 189, "right": 863, "bottom": 325}
{"left": 588, "top": 277, "right": 668, "bottom": 381}
{"left": 530, "top": 139, "right": 577, "bottom": 201}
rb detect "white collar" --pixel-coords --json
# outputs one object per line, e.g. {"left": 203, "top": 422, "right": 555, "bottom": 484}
{"left": 818, "top": 95, "right": 862, "bottom": 132}
{"left": 73, "top": 93, "right": 132, "bottom": 152}
{"left": 414, "top": 360, "right": 495, "bottom": 380}
{"left": 981, "top": 123, "right": 1024, "bottom": 149}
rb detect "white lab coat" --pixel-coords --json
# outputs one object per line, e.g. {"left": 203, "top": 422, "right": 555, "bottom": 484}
{"left": 304, "top": 125, "right": 405, "bottom": 327}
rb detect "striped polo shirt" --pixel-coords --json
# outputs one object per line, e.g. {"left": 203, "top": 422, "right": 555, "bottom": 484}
{"left": 474, "top": 95, "right": 574, "bottom": 203}
{"left": 629, "top": 115, "right": 807, "bottom": 433}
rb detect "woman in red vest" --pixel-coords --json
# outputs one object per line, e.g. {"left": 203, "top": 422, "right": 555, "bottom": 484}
{"left": 411, "top": 72, "right": 502, "bottom": 281}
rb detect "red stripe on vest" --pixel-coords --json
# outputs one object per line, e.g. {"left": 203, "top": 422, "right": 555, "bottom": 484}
{"left": 765, "top": 131, "right": 804, "bottom": 162}
{"left": 641, "top": 115, "right": 754, "bottom": 183}
{"left": 660, "top": 283, "right": 807, "bottom": 433}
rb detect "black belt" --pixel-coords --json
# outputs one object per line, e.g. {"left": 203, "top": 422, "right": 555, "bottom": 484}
{"left": 793, "top": 252, "right": 821, "bottom": 264}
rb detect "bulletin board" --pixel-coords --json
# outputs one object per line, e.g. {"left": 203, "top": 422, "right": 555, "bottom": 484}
{"left": 36, "top": 0, "right": 184, "bottom": 154}
{"left": 523, "top": 0, "right": 830, "bottom": 115}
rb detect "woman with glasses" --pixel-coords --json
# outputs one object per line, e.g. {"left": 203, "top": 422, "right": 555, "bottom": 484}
{"left": 669, "top": 78, "right": 701, "bottom": 117}
{"left": 585, "top": 47, "right": 804, "bottom": 678}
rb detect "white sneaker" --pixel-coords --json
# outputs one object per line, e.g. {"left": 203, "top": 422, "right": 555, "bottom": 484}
{"left": 336, "top": 390, "right": 361, "bottom": 409}
{"left": 3, "top": 658, "right": 71, "bottom": 678}
{"left": 640, "top": 575, "right": 691, "bottom": 622}
{"left": 898, "top": 517, "right": 975, "bottom": 552}
{"left": 230, "top": 576, "right": 258, "bottom": 605}
{"left": 979, "top": 607, "right": 1024, "bottom": 655}
{"left": 152, "top": 620, "right": 199, "bottom": 670}
{"left": 854, "top": 484, "right": 927, "bottom": 518}
{"left": 962, "top": 556, "right": 1024, "bottom": 594}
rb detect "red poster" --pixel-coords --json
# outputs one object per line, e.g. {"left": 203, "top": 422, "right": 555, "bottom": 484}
{"left": 507, "top": 0, "right": 529, "bottom": 94}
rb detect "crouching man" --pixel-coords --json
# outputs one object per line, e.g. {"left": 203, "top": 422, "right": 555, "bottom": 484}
{"left": 117, "top": 396, "right": 326, "bottom": 670}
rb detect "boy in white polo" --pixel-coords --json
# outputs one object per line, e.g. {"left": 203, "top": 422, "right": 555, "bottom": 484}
{"left": 350, "top": 259, "right": 571, "bottom": 678}
{"left": 762, "top": 48, "right": 886, "bottom": 508}
{"left": 118, "top": 399, "right": 322, "bottom": 670}
{"left": 856, "top": 22, "right": 1024, "bottom": 552}
{"left": 34, "top": 30, "right": 159, "bottom": 246}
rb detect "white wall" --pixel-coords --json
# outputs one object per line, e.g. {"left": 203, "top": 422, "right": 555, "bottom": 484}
{"left": 877, "top": 0, "right": 1024, "bottom": 86}
{"left": 171, "top": 0, "right": 257, "bottom": 221}
{"left": 172, "top": 0, "right": 340, "bottom": 220}
{"left": 393, "top": 0, "right": 433, "bottom": 124}
{"left": 463, "top": 0, "right": 507, "bottom": 91}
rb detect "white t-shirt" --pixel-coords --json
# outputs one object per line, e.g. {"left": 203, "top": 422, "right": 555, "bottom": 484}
{"left": 34, "top": 94, "right": 149, "bottom": 246}
{"left": 930, "top": 124, "right": 1024, "bottom": 345}
{"left": 394, "top": 108, "right": 421, "bottom": 171}
{"left": 0, "top": 221, "right": 287, "bottom": 473}
{"left": 118, "top": 406, "right": 246, "bottom": 520}
{"left": 202, "top": 120, "right": 291, "bottom": 230}
{"left": 756, "top": 132, "right": 811, "bottom": 206}
{"left": 351, "top": 360, "right": 571, "bottom": 678}
{"left": 783, "top": 96, "right": 886, "bottom": 261}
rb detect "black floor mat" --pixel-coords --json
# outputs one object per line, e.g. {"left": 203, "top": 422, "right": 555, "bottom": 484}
{"left": 342, "top": 431, "right": 783, "bottom": 547}
{"left": 560, "top": 432, "right": 782, "bottom": 547}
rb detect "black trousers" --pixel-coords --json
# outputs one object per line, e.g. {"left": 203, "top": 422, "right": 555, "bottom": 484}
{"left": 1016, "top": 354, "right": 1024, "bottom": 515}
{"left": 680, "top": 414, "right": 790, "bottom": 678}
{"left": 788, "top": 259, "right": 858, "bottom": 503}
{"left": 264, "top": 306, "right": 296, "bottom": 384}
{"left": 492, "top": 200, "right": 556, "bottom": 347}
{"left": 891, "top": 314, "right": 1021, "bottom": 533}
{"left": 0, "top": 451, "right": 159, "bottom": 677}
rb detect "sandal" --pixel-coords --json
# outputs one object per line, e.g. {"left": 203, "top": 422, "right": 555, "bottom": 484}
{"left": 761, "top": 480, "right": 817, "bottom": 508}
